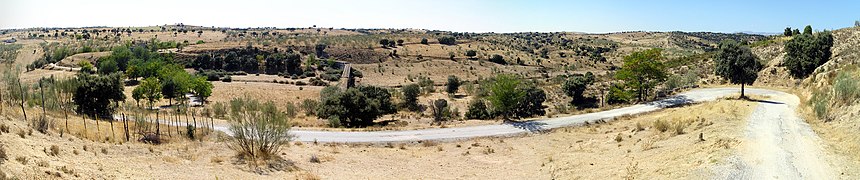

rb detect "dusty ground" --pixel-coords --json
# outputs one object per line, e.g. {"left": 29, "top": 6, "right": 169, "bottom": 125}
{"left": 0, "top": 97, "right": 756, "bottom": 179}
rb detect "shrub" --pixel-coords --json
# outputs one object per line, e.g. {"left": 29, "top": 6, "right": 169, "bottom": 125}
{"left": 833, "top": 71, "right": 859, "bottom": 105}
{"left": 672, "top": 120, "right": 686, "bottom": 135}
{"left": 300, "top": 99, "right": 320, "bottom": 116}
{"left": 221, "top": 75, "right": 232, "bottom": 82}
{"left": 285, "top": 102, "right": 298, "bottom": 118}
{"left": 327, "top": 116, "right": 341, "bottom": 128}
{"left": 465, "top": 99, "right": 492, "bottom": 120}
{"left": 401, "top": 84, "right": 421, "bottom": 111}
{"left": 212, "top": 102, "right": 227, "bottom": 118}
{"left": 0, "top": 145, "right": 6, "bottom": 164}
{"left": 430, "top": 99, "right": 451, "bottom": 123}
{"left": 226, "top": 97, "right": 293, "bottom": 162}
{"left": 653, "top": 119, "right": 669, "bottom": 132}
{"left": 186, "top": 125, "right": 196, "bottom": 140}
{"left": 33, "top": 117, "right": 49, "bottom": 134}
{"left": 49, "top": 145, "right": 60, "bottom": 156}
{"left": 465, "top": 50, "right": 477, "bottom": 59}
{"left": 420, "top": 38, "right": 429, "bottom": 45}
{"left": 809, "top": 89, "right": 831, "bottom": 121}
{"left": 438, "top": 37, "right": 456, "bottom": 45}
{"left": 562, "top": 72, "right": 595, "bottom": 103}
{"left": 488, "top": 54, "right": 506, "bottom": 64}
{"left": 417, "top": 76, "right": 435, "bottom": 93}
{"left": 446, "top": 75, "right": 461, "bottom": 95}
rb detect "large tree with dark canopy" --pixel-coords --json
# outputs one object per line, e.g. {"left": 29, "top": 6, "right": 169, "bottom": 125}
{"left": 783, "top": 30, "right": 833, "bottom": 79}
{"left": 316, "top": 86, "right": 396, "bottom": 128}
{"left": 714, "top": 40, "right": 762, "bottom": 98}
{"left": 73, "top": 72, "right": 126, "bottom": 118}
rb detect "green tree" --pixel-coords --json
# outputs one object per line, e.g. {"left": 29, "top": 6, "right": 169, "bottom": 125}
{"left": 400, "top": 84, "right": 420, "bottom": 111}
{"left": 513, "top": 85, "right": 546, "bottom": 118}
{"left": 97, "top": 58, "right": 118, "bottom": 75}
{"left": 191, "top": 76, "right": 213, "bottom": 104}
{"left": 784, "top": 27, "right": 793, "bottom": 36}
{"left": 316, "top": 86, "right": 395, "bottom": 127}
{"left": 465, "top": 50, "right": 477, "bottom": 59}
{"left": 562, "top": 72, "right": 595, "bottom": 103}
{"left": 135, "top": 77, "right": 162, "bottom": 109}
{"left": 784, "top": 31, "right": 833, "bottom": 79}
{"left": 73, "top": 73, "right": 126, "bottom": 117}
{"left": 486, "top": 74, "right": 525, "bottom": 120}
{"left": 792, "top": 29, "right": 800, "bottom": 36}
{"left": 615, "top": 48, "right": 667, "bottom": 102}
{"left": 379, "top": 39, "right": 390, "bottom": 48}
{"left": 803, "top": 25, "right": 813, "bottom": 35}
{"left": 489, "top": 54, "right": 506, "bottom": 64}
{"left": 420, "top": 38, "right": 429, "bottom": 45}
{"left": 446, "top": 75, "right": 461, "bottom": 95}
{"left": 714, "top": 40, "right": 763, "bottom": 98}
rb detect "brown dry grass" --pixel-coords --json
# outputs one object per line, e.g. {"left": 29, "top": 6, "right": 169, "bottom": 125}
{"left": 0, "top": 96, "right": 756, "bottom": 179}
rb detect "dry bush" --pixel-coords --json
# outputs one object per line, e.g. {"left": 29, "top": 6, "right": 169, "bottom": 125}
{"left": 672, "top": 120, "right": 687, "bottom": 135}
{"left": 49, "top": 145, "right": 60, "bottom": 156}
{"left": 15, "top": 156, "right": 26, "bottom": 165}
{"left": 653, "top": 119, "right": 669, "bottom": 132}
{"left": 33, "top": 117, "right": 49, "bottom": 134}
{"left": 309, "top": 155, "right": 321, "bottom": 163}
{"left": 297, "top": 171, "right": 321, "bottom": 180}
{"left": 226, "top": 97, "right": 293, "bottom": 167}
{"left": 72, "top": 149, "right": 79, "bottom": 155}
{"left": 0, "top": 124, "right": 9, "bottom": 133}
{"left": 615, "top": 133, "right": 624, "bottom": 142}
{"left": 16, "top": 129, "right": 25, "bottom": 138}
{"left": 101, "top": 148, "right": 108, "bottom": 154}
{"left": 634, "top": 122, "right": 644, "bottom": 131}
{"left": 0, "top": 145, "right": 6, "bottom": 164}
{"left": 641, "top": 138, "right": 656, "bottom": 151}
{"left": 421, "top": 141, "right": 438, "bottom": 147}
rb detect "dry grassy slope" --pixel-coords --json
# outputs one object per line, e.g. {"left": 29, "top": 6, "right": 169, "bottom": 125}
{"left": 801, "top": 27, "right": 860, "bottom": 179}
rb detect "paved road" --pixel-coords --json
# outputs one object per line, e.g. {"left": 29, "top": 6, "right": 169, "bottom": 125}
{"left": 208, "top": 87, "right": 786, "bottom": 143}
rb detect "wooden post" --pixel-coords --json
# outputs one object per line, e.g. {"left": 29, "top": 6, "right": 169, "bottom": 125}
{"left": 123, "top": 113, "right": 129, "bottom": 142}
{"left": 95, "top": 116, "right": 101, "bottom": 141}
{"left": 110, "top": 119, "right": 115, "bottom": 143}
{"left": 17, "top": 78, "right": 27, "bottom": 121}
{"left": 191, "top": 110, "right": 197, "bottom": 136}
{"left": 82, "top": 115, "right": 88, "bottom": 140}
{"left": 155, "top": 110, "right": 160, "bottom": 136}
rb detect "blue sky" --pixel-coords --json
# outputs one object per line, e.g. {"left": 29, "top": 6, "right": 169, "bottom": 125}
{"left": 1, "top": 0, "right": 858, "bottom": 33}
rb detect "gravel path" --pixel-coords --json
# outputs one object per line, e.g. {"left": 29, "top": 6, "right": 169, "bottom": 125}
{"left": 715, "top": 91, "right": 835, "bottom": 179}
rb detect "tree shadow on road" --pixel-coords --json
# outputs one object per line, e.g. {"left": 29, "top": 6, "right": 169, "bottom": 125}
{"left": 505, "top": 120, "right": 548, "bottom": 133}
{"left": 645, "top": 95, "right": 695, "bottom": 108}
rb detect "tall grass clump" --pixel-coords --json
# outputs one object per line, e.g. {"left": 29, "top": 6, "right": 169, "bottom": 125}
{"left": 833, "top": 71, "right": 859, "bottom": 105}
